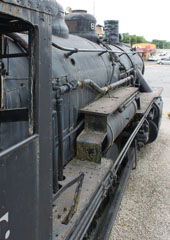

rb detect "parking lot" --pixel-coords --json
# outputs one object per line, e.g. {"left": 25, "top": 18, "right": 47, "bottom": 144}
{"left": 110, "top": 63, "right": 170, "bottom": 240}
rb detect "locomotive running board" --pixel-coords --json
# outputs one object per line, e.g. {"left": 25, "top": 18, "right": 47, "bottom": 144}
{"left": 89, "top": 149, "right": 135, "bottom": 240}
{"left": 53, "top": 87, "right": 163, "bottom": 240}
{"left": 65, "top": 107, "right": 153, "bottom": 240}
{"left": 137, "top": 87, "right": 163, "bottom": 115}
{"left": 80, "top": 86, "right": 138, "bottom": 116}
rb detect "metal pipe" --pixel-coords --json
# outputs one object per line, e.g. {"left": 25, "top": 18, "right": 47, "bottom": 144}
{"left": 110, "top": 43, "right": 135, "bottom": 68}
{"left": 118, "top": 92, "right": 138, "bottom": 112}
{"left": 120, "top": 68, "right": 134, "bottom": 78}
{"left": 53, "top": 81, "right": 81, "bottom": 181}
{"left": 28, "top": 28, "right": 34, "bottom": 136}
{"left": 82, "top": 75, "right": 133, "bottom": 94}
{"left": 54, "top": 120, "right": 84, "bottom": 147}
{"left": 6, "top": 33, "right": 28, "bottom": 52}
{"left": 52, "top": 111, "right": 58, "bottom": 193}
{"left": 52, "top": 42, "right": 142, "bottom": 55}
{"left": 63, "top": 120, "right": 84, "bottom": 141}
{"left": 136, "top": 69, "right": 152, "bottom": 93}
{"left": 56, "top": 95, "right": 64, "bottom": 181}
{"left": 108, "top": 75, "right": 133, "bottom": 90}
{"left": 82, "top": 79, "right": 108, "bottom": 94}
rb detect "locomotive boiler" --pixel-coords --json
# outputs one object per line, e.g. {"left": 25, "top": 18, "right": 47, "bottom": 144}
{"left": 0, "top": 1, "right": 163, "bottom": 240}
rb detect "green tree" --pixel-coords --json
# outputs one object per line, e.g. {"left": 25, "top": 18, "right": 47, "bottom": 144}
{"left": 122, "top": 33, "right": 131, "bottom": 43}
{"left": 122, "top": 33, "right": 147, "bottom": 45}
{"left": 136, "top": 36, "right": 146, "bottom": 43}
{"left": 152, "top": 39, "right": 170, "bottom": 49}
{"left": 122, "top": 34, "right": 170, "bottom": 48}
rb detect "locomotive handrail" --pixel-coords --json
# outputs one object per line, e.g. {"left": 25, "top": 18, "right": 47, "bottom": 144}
{"left": 0, "top": 134, "right": 38, "bottom": 158}
{"left": 52, "top": 42, "right": 142, "bottom": 57}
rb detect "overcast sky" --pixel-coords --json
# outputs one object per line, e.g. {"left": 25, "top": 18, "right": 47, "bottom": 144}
{"left": 60, "top": 0, "right": 169, "bottom": 42}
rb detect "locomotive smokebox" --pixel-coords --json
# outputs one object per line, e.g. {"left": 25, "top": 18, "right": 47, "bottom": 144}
{"left": 65, "top": 10, "right": 99, "bottom": 42}
{"left": 104, "top": 20, "right": 119, "bottom": 44}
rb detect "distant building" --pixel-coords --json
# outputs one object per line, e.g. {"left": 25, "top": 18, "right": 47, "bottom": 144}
{"left": 96, "top": 24, "right": 103, "bottom": 36}
{"left": 132, "top": 43, "right": 156, "bottom": 61}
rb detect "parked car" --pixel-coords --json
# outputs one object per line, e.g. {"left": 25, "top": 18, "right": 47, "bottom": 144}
{"left": 157, "top": 58, "right": 170, "bottom": 65}
{"left": 159, "top": 51, "right": 167, "bottom": 56}
{"left": 148, "top": 56, "right": 158, "bottom": 61}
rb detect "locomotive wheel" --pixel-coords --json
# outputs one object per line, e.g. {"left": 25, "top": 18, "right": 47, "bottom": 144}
{"left": 147, "top": 120, "right": 158, "bottom": 144}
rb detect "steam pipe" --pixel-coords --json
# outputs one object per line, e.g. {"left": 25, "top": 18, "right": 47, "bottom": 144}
{"left": 120, "top": 68, "right": 134, "bottom": 78}
{"left": 53, "top": 80, "right": 80, "bottom": 181}
{"left": 81, "top": 75, "right": 134, "bottom": 94}
{"left": 136, "top": 69, "right": 152, "bottom": 92}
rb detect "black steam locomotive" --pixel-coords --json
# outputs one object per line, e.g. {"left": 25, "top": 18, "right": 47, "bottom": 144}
{"left": 0, "top": 1, "right": 162, "bottom": 240}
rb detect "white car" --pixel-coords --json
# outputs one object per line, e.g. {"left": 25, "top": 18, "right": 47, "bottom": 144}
{"left": 159, "top": 51, "right": 167, "bottom": 56}
{"left": 157, "top": 58, "right": 170, "bottom": 65}
{"left": 148, "top": 56, "right": 158, "bottom": 61}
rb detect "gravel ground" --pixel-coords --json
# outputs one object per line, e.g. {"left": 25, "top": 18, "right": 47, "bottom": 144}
{"left": 110, "top": 64, "right": 170, "bottom": 240}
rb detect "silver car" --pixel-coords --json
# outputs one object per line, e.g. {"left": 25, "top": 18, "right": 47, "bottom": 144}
{"left": 157, "top": 58, "right": 170, "bottom": 65}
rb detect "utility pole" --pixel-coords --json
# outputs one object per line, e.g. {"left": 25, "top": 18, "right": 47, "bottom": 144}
{"left": 93, "top": 0, "right": 95, "bottom": 16}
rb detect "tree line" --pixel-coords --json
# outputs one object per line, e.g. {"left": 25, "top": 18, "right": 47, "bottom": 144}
{"left": 122, "top": 33, "right": 170, "bottom": 49}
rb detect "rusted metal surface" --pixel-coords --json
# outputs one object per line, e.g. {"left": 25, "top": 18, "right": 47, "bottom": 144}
{"left": 77, "top": 87, "right": 138, "bottom": 163}
{"left": 137, "top": 87, "right": 163, "bottom": 114}
{"left": 53, "top": 158, "right": 113, "bottom": 239}
{"left": 53, "top": 173, "right": 84, "bottom": 232}
{"left": 77, "top": 115, "right": 107, "bottom": 162}
{"left": 1, "top": 0, "right": 58, "bottom": 15}
{"left": 80, "top": 87, "right": 138, "bottom": 116}
{"left": 85, "top": 114, "right": 107, "bottom": 132}
{"left": 0, "top": 2, "right": 53, "bottom": 240}
{"left": 77, "top": 130, "right": 106, "bottom": 163}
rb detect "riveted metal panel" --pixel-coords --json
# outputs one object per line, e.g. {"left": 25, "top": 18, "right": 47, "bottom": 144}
{"left": 36, "top": 12, "right": 53, "bottom": 240}
{"left": 0, "top": 136, "right": 39, "bottom": 240}
{"left": 0, "top": 3, "right": 53, "bottom": 240}
{"left": 1, "top": 0, "right": 58, "bottom": 14}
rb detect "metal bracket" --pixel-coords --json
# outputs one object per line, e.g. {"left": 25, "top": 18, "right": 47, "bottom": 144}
{"left": 132, "top": 139, "right": 138, "bottom": 170}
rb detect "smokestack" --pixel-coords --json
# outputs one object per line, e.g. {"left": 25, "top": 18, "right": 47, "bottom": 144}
{"left": 104, "top": 20, "right": 119, "bottom": 44}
